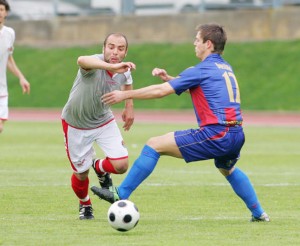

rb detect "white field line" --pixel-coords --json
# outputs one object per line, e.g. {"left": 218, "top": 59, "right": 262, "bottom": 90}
{"left": 1, "top": 182, "right": 298, "bottom": 188}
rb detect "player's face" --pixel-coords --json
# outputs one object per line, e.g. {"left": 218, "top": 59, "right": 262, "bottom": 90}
{"left": 194, "top": 31, "right": 207, "bottom": 61}
{"left": 103, "top": 35, "right": 128, "bottom": 64}
{"left": 0, "top": 5, "right": 8, "bottom": 25}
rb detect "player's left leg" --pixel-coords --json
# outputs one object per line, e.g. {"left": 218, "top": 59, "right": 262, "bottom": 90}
{"left": 91, "top": 131, "right": 180, "bottom": 202}
{"left": 92, "top": 159, "right": 113, "bottom": 189}
{"left": 92, "top": 120, "right": 129, "bottom": 189}
{"left": 117, "top": 131, "right": 181, "bottom": 199}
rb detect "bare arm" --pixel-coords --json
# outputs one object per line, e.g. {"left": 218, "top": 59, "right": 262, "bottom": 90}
{"left": 152, "top": 67, "right": 190, "bottom": 93}
{"left": 7, "top": 55, "right": 30, "bottom": 94}
{"left": 101, "top": 82, "right": 175, "bottom": 105}
{"left": 152, "top": 67, "right": 175, "bottom": 82}
{"left": 121, "top": 84, "right": 135, "bottom": 131}
{"left": 77, "top": 56, "right": 136, "bottom": 74}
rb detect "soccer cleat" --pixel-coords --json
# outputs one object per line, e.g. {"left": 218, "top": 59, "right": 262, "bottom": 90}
{"left": 79, "top": 204, "right": 94, "bottom": 220}
{"left": 91, "top": 185, "right": 120, "bottom": 204}
{"left": 250, "top": 212, "right": 270, "bottom": 222}
{"left": 92, "top": 159, "right": 113, "bottom": 189}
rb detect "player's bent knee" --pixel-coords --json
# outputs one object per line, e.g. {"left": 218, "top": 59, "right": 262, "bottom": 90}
{"left": 218, "top": 166, "right": 235, "bottom": 177}
{"left": 146, "top": 137, "right": 160, "bottom": 150}
{"left": 114, "top": 162, "right": 129, "bottom": 174}
{"left": 74, "top": 170, "right": 89, "bottom": 181}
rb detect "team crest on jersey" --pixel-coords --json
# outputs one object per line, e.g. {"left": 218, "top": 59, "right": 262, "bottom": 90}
{"left": 106, "top": 79, "right": 117, "bottom": 86}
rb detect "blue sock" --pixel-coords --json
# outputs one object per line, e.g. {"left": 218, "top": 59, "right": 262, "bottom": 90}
{"left": 118, "top": 145, "right": 160, "bottom": 199}
{"left": 226, "top": 167, "right": 264, "bottom": 218}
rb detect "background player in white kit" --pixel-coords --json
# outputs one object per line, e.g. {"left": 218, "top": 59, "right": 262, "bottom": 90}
{"left": 61, "top": 33, "right": 136, "bottom": 220}
{"left": 0, "top": 0, "right": 30, "bottom": 133}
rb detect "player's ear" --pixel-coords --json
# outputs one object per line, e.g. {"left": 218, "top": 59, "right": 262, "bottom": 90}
{"left": 206, "top": 40, "right": 214, "bottom": 50}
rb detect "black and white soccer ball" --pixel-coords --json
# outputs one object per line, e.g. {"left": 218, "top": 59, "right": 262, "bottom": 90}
{"left": 107, "top": 200, "right": 140, "bottom": 232}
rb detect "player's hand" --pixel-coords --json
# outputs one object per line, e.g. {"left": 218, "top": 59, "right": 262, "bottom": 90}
{"left": 20, "top": 78, "right": 30, "bottom": 94}
{"left": 101, "top": 90, "right": 125, "bottom": 105}
{"left": 111, "top": 62, "right": 136, "bottom": 74}
{"left": 122, "top": 107, "right": 134, "bottom": 131}
{"left": 152, "top": 68, "right": 170, "bottom": 82}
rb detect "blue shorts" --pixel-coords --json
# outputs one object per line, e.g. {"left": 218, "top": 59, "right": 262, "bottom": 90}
{"left": 174, "top": 125, "right": 245, "bottom": 170}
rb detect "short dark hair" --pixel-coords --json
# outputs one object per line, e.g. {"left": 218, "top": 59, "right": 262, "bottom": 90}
{"left": 0, "top": 0, "right": 10, "bottom": 11}
{"left": 196, "top": 24, "right": 227, "bottom": 54}
{"left": 103, "top": 33, "right": 128, "bottom": 50}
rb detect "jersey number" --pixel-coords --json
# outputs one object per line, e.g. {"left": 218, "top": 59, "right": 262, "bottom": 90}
{"left": 223, "top": 71, "right": 240, "bottom": 103}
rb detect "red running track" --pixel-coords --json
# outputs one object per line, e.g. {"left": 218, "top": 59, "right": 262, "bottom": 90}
{"left": 8, "top": 108, "right": 300, "bottom": 127}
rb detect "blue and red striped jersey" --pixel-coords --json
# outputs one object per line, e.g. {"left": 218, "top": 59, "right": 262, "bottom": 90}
{"left": 169, "top": 54, "right": 243, "bottom": 127}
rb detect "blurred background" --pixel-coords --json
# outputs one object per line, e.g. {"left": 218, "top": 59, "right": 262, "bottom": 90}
{"left": 6, "top": 0, "right": 300, "bottom": 20}
{"left": 6, "top": 0, "right": 300, "bottom": 46}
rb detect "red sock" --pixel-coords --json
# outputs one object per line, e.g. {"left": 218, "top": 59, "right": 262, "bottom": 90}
{"left": 71, "top": 174, "right": 91, "bottom": 206}
{"left": 95, "top": 158, "right": 118, "bottom": 174}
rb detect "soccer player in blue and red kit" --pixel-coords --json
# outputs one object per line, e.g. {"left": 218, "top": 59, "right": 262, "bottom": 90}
{"left": 92, "top": 23, "right": 270, "bottom": 222}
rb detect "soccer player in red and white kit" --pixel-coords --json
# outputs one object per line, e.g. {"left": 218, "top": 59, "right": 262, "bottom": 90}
{"left": 93, "top": 24, "right": 270, "bottom": 222}
{"left": 0, "top": 0, "right": 30, "bottom": 134}
{"left": 61, "top": 33, "right": 136, "bottom": 219}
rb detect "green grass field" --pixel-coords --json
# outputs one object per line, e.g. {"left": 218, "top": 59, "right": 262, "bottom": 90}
{"left": 0, "top": 121, "right": 299, "bottom": 246}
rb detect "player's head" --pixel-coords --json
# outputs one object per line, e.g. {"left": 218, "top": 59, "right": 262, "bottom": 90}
{"left": 103, "top": 33, "right": 128, "bottom": 64}
{"left": 194, "top": 24, "right": 227, "bottom": 59}
{"left": 0, "top": 0, "right": 10, "bottom": 23}
{"left": 0, "top": 0, "right": 10, "bottom": 11}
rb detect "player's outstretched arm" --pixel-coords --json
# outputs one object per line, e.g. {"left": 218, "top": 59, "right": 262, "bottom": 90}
{"left": 77, "top": 56, "right": 136, "bottom": 73}
{"left": 101, "top": 82, "right": 175, "bottom": 105}
{"left": 152, "top": 68, "right": 175, "bottom": 82}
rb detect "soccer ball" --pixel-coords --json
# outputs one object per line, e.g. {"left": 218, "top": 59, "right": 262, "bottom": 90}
{"left": 107, "top": 200, "right": 140, "bottom": 232}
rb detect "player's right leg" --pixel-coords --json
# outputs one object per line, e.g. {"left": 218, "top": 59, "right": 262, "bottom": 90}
{"left": 215, "top": 127, "right": 270, "bottom": 222}
{"left": 62, "top": 119, "right": 96, "bottom": 219}
{"left": 72, "top": 171, "right": 94, "bottom": 220}
{"left": 0, "top": 96, "right": 9, "bottom": 134}
{"left": 0, "top": 119, "right": 4, "bottom": 133}
{"left": 221, "top": 167, "right": 270, "bottom": 222}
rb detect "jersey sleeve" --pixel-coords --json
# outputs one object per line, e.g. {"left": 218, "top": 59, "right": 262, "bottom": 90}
{"left": 7, "top": 27, "right": 15, "bottom": 55}
{"left": 79, "top": 54, "right": 103, "bottom": 76}
{"left": 123, "top": 70, "right": 133, "bottom": 85}
{"left": 168, "top": 66, "right": 201, "bottom": 95}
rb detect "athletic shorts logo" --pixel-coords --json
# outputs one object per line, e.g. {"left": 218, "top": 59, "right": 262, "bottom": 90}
{"left": 74, "top": 159, "right": 86, "bottom": 167}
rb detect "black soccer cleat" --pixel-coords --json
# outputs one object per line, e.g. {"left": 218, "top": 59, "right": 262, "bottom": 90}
{"left": 79, "top": 204, "right": 94, "bottom": 220}
{"left": 91, "top": 185, "right": 120, "bottom": 204}
{"left": 92, "top": 159, "right": 113, "bottom": 189}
